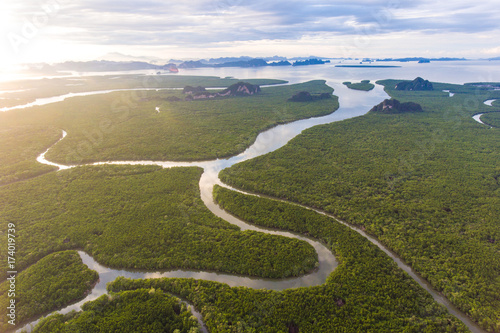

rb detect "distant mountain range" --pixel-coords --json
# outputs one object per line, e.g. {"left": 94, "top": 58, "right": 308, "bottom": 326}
{"left": 185, "top": 56, "right": 314, "bottom": 64}
{"left": 377, "top": 57, "right": 466, "bottom": 62}
{"left": 24, "top": 55, "right": 498, "bottom": 74}
{"left": 292, "top": 59, "right": 330, "bottom": 66}
{"left": 29, "top": 58, "right": 330, "bottom": 73}
{"left": 179, "top": 59, "right": 295, "bottom": 69}
{"left": 179, "top": 58, "right": 329, "bottom": 69}
{"left": 196, "top": 56, "right": 287, "bottom": 64}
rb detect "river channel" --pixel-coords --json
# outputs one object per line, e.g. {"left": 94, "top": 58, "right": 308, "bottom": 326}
{"left": 472, "top": 99, "right": 499, "bottom": 127}
{"left": 18, "top": 79, "right": 486, "bottom": 332}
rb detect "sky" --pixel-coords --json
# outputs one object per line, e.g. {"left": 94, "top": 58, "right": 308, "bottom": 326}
{"left": 1, "top": 0, "right": 500, "bottom": 66}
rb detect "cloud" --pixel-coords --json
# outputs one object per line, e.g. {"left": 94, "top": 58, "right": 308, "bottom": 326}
{"left": 5, "top": 0, "right": 500, "bottom": 60}
{"left": 481, "top": 46, "right": 500, "bottom": 55}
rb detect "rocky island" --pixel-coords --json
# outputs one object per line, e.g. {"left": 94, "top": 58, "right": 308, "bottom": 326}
{"left": 370, "top": 98, "right": 423, "bottom": 113}
{"left": 395, "top": 77, "right": 434, "bottom": 91}
{"left": 183, "top": 82, "right": 261, "bottom": 100}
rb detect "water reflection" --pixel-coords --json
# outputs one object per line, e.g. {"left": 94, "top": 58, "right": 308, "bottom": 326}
{"left": 20, "top": 251, "right": 209, "bottom": 333}
{"left": 484, "top": 99, "right": 497, "bottom": 106}
{"left": 0, "top": 88, "right": 183, "bottom": 112}
{"left": 20, "top": 77, "right": 487, "bottom": 332}
{"left": 23, "top": 81, "right": 387, "bottom": 332}
{"left": 473, "top": 114, "right": 487, "bottom": 125}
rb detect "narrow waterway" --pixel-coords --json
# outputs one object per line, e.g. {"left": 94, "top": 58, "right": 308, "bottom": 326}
{"left": 217, "top": 182, "right": 484, "bottom": 333}
{"left": 471, "top": 99, "right": 499, "bottom": 127}
{"left": 19, "top": 82, "right": 485, "bottom": 333}
{"left": 0, "top": 84, "right": 284, "bottom": 113}
{"left": 443, "top": 89, "right": 455, "bottom": 97}
{"left": 0, "top": 88, "right": 183, "bottom": 112}
{"left": 20, "top": 82, "right": 384, "bottom": 332}
{"left": 484, "top": 99, "right": 497, "bottom": 106}
{"left": 473, "top": 114, "right": 488, "bottom": 126}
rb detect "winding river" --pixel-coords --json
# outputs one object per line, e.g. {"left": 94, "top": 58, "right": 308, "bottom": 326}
{"left": 0, "top": 88, "right": 183, "bottom": 112}
{"left": 484, "top": 99, "right": 497, "bottom": 107}
{"left": 473, "top": 114, "right": 489, "bottom": 126}
{"left": 472, "top": 99, "right": 498, "bottom": 127}
{"left": 0, "top": 85, "right": 275, "bottom": 113}
{"left": 18, "top": 82, "right": 485, "bottom": 333}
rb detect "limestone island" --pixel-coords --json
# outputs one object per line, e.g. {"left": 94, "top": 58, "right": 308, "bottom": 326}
{"left": 183, "top": 82, "right": 261, "bottom": 100}
{"left": 370, "top": 99, "right": 423, "bottom": 114}
{"left": 395, "top": 77, "right": 434, "bottom": 91}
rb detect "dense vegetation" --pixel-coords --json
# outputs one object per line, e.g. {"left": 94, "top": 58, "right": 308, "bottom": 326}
{"left": 32, "top": 289, "right": 201, "bottom": 333}
{"left": 4, "top": 73, "right": 498, "bottom": 332}
{"left": 220, "top": 81, "right": 500, "bottom": 331}
{"left": 481, "top": 112, "right": 500, "bottom": 128}
{"left": 288, "top": 91, "right": 332, "bottom": 102}
{"left": 0, "top": 125, "right": 60, "bottom": 185}
{"left": 105, "top": 185, "right": 468, "bottom": 332}
{"left": 465, "top": 83, "right": 500, "bottom": 90}
{"left": 45, "top": 80, "right": 336, "bottom": 163}
{"left": 0, "top": 80, "right": 337, "bottom": 184}
{"left": 0, "top": 251, "right": 98, "bottom": 332}
{"left": 0, "top": 165, "right": 317, "bottom": 281}
{"left": 0, "top": 75, "right": 285, "bottom": 108}
{"left": 342, "top": 80, "right": 375, "bottom": 91}
{"left": 0, "top": 75, "right": 283, "bottom": 185}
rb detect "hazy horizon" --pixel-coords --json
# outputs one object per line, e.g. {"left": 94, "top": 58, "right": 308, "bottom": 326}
{"left": 1, "top": 0, "right": 499, "bottom": 68}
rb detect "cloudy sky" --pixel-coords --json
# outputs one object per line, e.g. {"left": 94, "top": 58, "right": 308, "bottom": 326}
{"left": 1, "top": 0, "right": 499, "bottom": 65}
